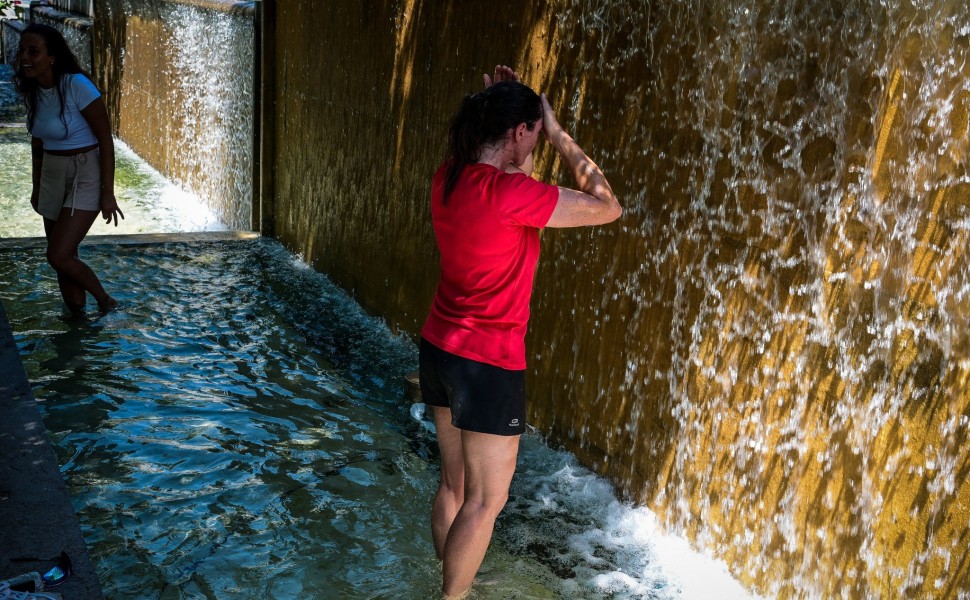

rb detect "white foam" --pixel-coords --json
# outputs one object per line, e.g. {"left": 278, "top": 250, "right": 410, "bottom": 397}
{"left": 506, "top": 436, "right": 761, "bottom": 599}
{"left": 115, "top": 139, "right": 227, "bottom": 232}
{"left": 648, "top": 521, "right": 760, "bottom": 599}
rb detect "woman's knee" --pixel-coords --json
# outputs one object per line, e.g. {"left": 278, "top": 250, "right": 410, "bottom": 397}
{"left": 438, "top": 471, "right": 464, "bottom": 500}
{"left": 46, "top": 247, "right": 75, "bottom": 272}
{"left": 46, "top": 249, "right": 65, "bottom": 270}
{"left": 465, "top": 490, "right": 509, "bottom": 519}
{"left": 438, "top": 473, "right": 465, "bottom": 497}
{"left": 489, "top": 490, "right": 510, "bottom": 514}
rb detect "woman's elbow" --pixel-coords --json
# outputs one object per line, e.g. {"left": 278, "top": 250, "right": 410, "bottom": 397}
{"left": 587, "top": 205, "right": 622, "bottom": 226}
{"left": 601, "top": 199, "right": 622, "bottom": 224}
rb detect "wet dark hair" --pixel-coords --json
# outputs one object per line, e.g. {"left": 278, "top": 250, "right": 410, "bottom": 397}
{"left": 12, "top": 23, "right": 88, "bottom": 137}
{"left": 443, "top": 80, "right": 542, "bottom": 202}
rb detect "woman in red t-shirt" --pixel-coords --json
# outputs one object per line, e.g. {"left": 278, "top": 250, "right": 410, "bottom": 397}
{"left": 420, "top": 65, "right": 622, "bottom": 599}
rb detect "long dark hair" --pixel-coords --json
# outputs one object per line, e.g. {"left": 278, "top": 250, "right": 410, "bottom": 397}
{"left": 443, "top": 80, "right": 542, "bottom": 202}
{"left": 12, "top": 23, "right": 88, "bottom": 137}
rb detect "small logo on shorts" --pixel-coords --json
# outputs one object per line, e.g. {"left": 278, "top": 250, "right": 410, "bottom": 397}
{"left": 509, "top": 418, "right": 519, "bottom": 427}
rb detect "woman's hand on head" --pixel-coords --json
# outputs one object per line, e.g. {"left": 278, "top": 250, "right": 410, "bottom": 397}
{"left": 540, "top": 93, "right": 564, "bottom": 142}
{"left": 484, "top": 65, "right": 520, "bottom": 88}
{"left": 100, "top": 193, "right": 124, "bottom": 227}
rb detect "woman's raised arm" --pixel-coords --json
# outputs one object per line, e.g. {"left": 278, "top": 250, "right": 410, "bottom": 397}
{"left": 541, "top": 93, "right": 622, "bottom": 228}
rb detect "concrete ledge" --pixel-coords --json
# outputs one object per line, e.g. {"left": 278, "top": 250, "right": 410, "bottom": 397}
{"left": 161, "top": 0, "right": 256, "bottom": 16}
{"left": 1, "top": 19, "right": 27, "bottom": 33}
{"left": 0, "top": 230, "right": 261, "bottom": 250}
{"left": 0, "top": 301, "right": 104, "bottom": 598}
{"left": 32, "top": 6, "right": 94, "bottom": 31}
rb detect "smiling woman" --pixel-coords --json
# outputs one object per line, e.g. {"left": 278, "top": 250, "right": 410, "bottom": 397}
{"left": 13, "top": 23, "right": 123, "bottom": 317}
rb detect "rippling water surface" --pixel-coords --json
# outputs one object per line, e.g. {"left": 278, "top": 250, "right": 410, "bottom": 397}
{"left": 0, "top": 240, "right": 754, "bottom": 599}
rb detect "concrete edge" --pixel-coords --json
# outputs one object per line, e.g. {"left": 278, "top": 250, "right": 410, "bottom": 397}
{"left": 0, "top": 230, "right": 261, "bottom": 250}
{"left": 1, "top": 19, "right": 27, "bottom": 34}
{"left": 32, "top": 6, "right": 94, "bottom": 30}
{"left": 0, "top": 301, "right": 104, "bottom": 599}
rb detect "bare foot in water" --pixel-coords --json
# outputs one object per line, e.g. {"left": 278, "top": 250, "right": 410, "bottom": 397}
{"left": 66, "top": 301, "right": 87, "bottom": 318}
{"left": 97, "top": 295, "right": 119, "bottom": 315}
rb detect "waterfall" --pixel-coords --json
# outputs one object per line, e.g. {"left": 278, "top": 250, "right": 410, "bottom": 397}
{"left": 96, "top": 0, "right": 970, "bottom": 596}
{"left": 525, "top": 1, "right": 970, "bottom": 597}
{"left": 95, "top": 0, "right": 254, "bottom": 231}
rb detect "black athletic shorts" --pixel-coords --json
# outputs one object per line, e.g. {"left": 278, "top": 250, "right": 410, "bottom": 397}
{"left": 418, "top": 338, "right": 526, "bottom": 436}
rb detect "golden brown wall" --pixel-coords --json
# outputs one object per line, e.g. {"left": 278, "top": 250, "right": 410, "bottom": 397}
{"left": 273, "top": 1, "right": 970, "bottom": 597}
{"left": 92, "top": 0, "right": 255, "bottom": 230}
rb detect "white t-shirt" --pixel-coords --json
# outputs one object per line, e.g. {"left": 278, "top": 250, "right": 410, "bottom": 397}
{"left": 30, "top": 73, "right": 101, "bottom": 151}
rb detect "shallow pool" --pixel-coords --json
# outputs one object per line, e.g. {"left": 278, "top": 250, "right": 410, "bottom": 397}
{"left": 0, "top": 238, "right": 755, "bottom": 599}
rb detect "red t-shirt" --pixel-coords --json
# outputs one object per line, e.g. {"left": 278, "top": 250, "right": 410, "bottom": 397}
{"left": 421, "top": 162, "right": 560, "bottom": 370}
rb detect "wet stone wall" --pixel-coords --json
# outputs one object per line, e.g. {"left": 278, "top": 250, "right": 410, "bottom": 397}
{"left": 46, "top": 0, "right": 93, "bottom": 17}
{"left": 31, "top": 7, "right": 93, "bottom": 73}
{"left": 273, "top": 1, "right": 970, "bottom": 598}
{"left": 93, "top": 0, "right": 254, "bottom": 230}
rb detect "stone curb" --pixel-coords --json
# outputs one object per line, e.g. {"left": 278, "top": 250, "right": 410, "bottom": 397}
{"left": 0, "top": 300, "right": 104, "bottom": 599}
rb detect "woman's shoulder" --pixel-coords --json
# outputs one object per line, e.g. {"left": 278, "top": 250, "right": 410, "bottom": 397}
{"left": 63, "top": 72, "right": 99, "bottom": 91}
{"left": 62, "top": 72, "right": 101, "bottom": 104}
{"left": 481, "top": 164, "right": 544, "bottom": 188}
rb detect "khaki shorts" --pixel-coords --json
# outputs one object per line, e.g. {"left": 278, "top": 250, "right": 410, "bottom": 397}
{"left": 37, "top": 148, "right": 102, "bottom": 221}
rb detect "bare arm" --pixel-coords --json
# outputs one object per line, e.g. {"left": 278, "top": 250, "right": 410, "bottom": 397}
{"left": 541, "top": 94, "right": 622, "bottom": 228}
{"left": 80, "top": 97, "right": 124, "bottom": 226}
{"left": 31, "top": 137, "right": 43, "bottom": 213}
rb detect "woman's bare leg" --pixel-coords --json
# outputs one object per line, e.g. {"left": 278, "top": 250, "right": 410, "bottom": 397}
{"left": 432, "top": 407, "right": 465, "bottom": 559}
{"left": 441, "top": 430, "right": 520, "bottom": 598}
{"left": 44, "top": 208, "right": 116, "bottom": 312}
{"left": 43, "top": 217, "right": 86, "bottom": 313}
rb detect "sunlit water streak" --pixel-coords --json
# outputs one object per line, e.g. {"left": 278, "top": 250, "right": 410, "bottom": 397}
{"left": 0, "top": 240, "right": 755, "bottom": 599}
{"left": 162, "top": 1, "right": 253, "bottom": 230}
{"left": 97, "top": 0, "right": 254, "bottom": 230}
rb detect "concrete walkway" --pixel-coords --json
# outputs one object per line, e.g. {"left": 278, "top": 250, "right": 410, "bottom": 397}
{"left": 0, "top": 300, "right": 104, "bottom": 599}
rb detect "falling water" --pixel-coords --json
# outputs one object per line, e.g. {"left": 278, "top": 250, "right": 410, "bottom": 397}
{"left": 95, "top": 0, "right": 254, "bottom": 230}
{"left": 521, "top": 1, "right": 970, "bottom": 597}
